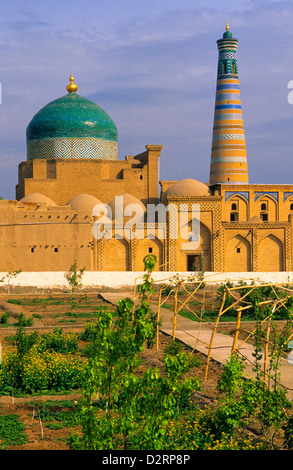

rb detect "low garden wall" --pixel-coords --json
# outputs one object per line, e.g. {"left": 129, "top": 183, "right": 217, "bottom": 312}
{"left": 0, "top": 270, "right": 293, "bottom": 291}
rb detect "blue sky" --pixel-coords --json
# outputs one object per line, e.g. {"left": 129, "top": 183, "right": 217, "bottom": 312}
{"left": 1, "top": 0, "right": 293, "bottom": 199}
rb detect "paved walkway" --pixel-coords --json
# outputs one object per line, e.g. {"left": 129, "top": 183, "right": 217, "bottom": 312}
{"left": 100, "top": 292, "right": 293, "bottom": 400}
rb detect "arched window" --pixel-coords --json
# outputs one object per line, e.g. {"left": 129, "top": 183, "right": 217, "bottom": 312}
{"left": 260, "top": 201, "right": 268, "bottom": 221}
{"left": 231, "top": 203, "right": 237, "bottom": 211}
{"left": 290, "top": 203, "right": 293, "bottom": 211}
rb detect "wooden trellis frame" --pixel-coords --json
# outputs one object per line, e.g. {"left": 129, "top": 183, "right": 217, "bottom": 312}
{"left": 133, "top": 273, "right": 293, "bottom": 387}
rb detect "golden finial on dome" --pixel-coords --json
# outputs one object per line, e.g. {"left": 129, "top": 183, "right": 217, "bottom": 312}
{"left": 226, "top": 20, "right": 229, "bottom": 31}
{"left": 66, "top": 73, "right": 78, "bottom": 94}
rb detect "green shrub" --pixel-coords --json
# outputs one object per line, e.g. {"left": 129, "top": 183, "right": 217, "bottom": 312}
{"left": 39, "top": 328, "right": 79, "bottom": 354}
{"left": 0, "top": 414, "right": 27, "bottom": 448}
{"left": 0, "top": 312, "right": 11, "bottom": 324}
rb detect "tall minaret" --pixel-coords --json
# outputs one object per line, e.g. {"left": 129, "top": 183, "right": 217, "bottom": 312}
{"left": 209, "top": 22, "right": 248, "bottom": 186}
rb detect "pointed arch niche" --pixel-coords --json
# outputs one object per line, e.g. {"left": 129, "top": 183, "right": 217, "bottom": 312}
{"left": 225, "top": 234, "right": 251, "bottom": 272}
{"left": 136, "top": 237, "right": 163, "bottom": 271}
{"left": 258, "top": 234, "right": 283, "bottom": 272}
{"left": 103, "top": 237, "right": 130, "bottom": 271}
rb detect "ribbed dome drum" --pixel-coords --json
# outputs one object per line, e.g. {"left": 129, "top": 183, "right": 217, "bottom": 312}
{"left": 209, "top": 24, "right": 248, "bottom": 185}
{"left": 26, "top": 75, "right": 118, "bottom": 161}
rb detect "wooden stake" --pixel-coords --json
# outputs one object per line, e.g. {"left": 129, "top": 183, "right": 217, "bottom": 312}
{"left": 220, "top": 285, "right": 257, "bottom": 315}
{"left": 177, "top": 281, "right": 203, "bottom": 313}
{"left": 172, "top": 287, "right": 178, "bottom": 341}
{"left": 204, "top": 290, "right": 227, "bottom": 381}
{"left": 156, "top": 288, "right": 162, "bottom": 350}
{"left": 264, "top": 317, "right": 271, "bottom": 388}
{"left": 232, "top": 307, "right": 242, "bottom": 354}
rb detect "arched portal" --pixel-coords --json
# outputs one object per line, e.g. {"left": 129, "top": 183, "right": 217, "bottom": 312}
{"left": 179, "top": 220, "right": 211, "bottom": 271}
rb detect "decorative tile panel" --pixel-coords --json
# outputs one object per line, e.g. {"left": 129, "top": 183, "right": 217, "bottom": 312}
{"left": 254, "top": 192, "right": 278, "bottom": 202}
{"left": 213, "top": 134, "right": 245, "bottom": 141}
{"left": 225, "top": 191, "right": 249, "bottom": 202}
{"left": 219, "top": 52, "right": 237, "bottom": 60}
{"left": 216, "top": 93, "right": 240, "bottom": 101}
{"left": 217, "top": 83, "right": 240, "bottom": 91}
{"left": 214, "top": 113, "right": 242, "bottom": 121}
{"left": 284, "top": 192, "right": 293, "bottom": 201}
{"left": 27, "top": 138, "right": 118, "bottom": 161}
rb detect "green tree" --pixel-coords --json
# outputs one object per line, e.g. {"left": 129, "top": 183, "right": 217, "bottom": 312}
{"left": 65, "top": 260, "right": 85, "bottom": 298}
{"left": 210, "top": 307, "right": 293, "bottom": 449}
{"left": 67, "top": 255, "right": 200, "bottom": 450}
{"left": 0, "top": 269, "right": 22, "bottom": 294}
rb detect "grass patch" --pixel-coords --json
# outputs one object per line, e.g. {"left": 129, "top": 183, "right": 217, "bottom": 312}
{"left": 178, "top": 309, "right": 242, "bottom": 322}
{"left": 7, "top": 299, "right": 24, "bottom": 305}
{"left": 64, "top": 311, "right": 102, "bottom": 319}
{"left": 58, "top": 318, "right": 78, "bottom": 324}
{"left": 7, "top": 297, "right": 67, "bottom": 307}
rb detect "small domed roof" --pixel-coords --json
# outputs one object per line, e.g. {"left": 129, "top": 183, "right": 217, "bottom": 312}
{"left": 67, "top": 193, "right": 103, "bottom": 211}
{"left": 108, "top": 194, "right": 146, "bottom": 219}
{"left": 223, "top": 30, "right": 232, "bottom": 38}
{"left": 162, "top": 179, "right": 211, "bottom": 204}
{"left": 20, "top": 193, "right": 57, "bottom": 206}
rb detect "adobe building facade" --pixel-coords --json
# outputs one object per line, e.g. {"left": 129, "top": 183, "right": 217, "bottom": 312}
{"left": 1, "top": 24, "right": 293, "bottom": 274}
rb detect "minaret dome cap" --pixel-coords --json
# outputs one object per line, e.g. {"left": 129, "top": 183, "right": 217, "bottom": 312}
{"left": 223, "top": 21, "right": 233, "bottom": 38}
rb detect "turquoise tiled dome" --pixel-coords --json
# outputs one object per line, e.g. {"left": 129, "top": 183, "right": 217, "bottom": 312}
{"left": 27, "top": 93, "right": 118, "bottom": 143}
{"left": 26, "top": 78, "right": 118, "bottom": 161}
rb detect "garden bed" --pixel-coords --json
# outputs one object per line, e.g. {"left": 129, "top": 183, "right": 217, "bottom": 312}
{"left": 0, "top": 289, "right": 291, "bottom": 450}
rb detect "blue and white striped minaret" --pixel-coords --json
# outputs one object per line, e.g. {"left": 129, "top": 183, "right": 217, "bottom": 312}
{"left": 209, "top": 22, "right": 249, "bottom": 185}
